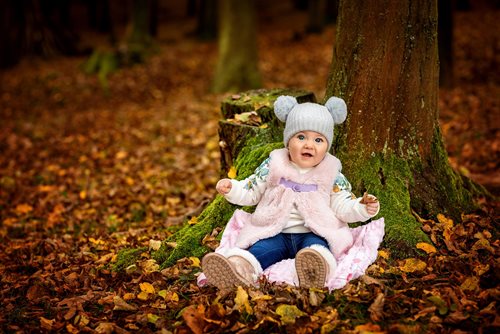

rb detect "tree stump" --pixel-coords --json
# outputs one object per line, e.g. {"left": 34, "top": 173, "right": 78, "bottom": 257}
{"left": 218, "top": 88, "right": 315, "bottom": 176}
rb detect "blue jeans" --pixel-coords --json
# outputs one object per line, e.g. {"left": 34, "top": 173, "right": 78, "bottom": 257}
{"left": 247, "top": 233, "right": 329, "bottom": 270}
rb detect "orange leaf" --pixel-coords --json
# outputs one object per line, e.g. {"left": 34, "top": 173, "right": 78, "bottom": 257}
{"left": 15, "top": 203, "right": 33, "bottom": 215}
{"left": 416, "top": 242, "right": 437, "bottom": 254}
{"left": 399, "top": 258, "right": 427, "bottom": 273}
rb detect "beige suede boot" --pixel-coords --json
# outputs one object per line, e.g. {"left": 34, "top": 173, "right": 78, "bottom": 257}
{"left": 202, "top": 253, "right": 256, "bottom": 289}
{"left": 295, "top": 248, "right": 329, "bottom": 289}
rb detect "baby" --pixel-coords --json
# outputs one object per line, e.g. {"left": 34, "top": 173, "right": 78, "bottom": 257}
{"left": 202, "top": 95, "right": 380, "bottom": 289}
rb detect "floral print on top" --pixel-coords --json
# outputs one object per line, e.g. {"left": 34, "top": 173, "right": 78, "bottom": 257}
{"left": 243, "top": 156, "right": 351, "bottom": 192}
{"left": 244, "top": 157, "right": 270, "bottom": 190}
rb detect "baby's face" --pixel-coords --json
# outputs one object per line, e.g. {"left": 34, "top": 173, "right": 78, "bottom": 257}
{"left": 288, "top": 131, "right": 328, "bottom": 168}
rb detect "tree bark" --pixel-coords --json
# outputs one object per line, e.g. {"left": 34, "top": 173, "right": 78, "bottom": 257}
{"left": 325, "top": 0, "right": 479, "bottom": 255}
{"left": 212, "top": 0, "right": 261, "bottom": 93}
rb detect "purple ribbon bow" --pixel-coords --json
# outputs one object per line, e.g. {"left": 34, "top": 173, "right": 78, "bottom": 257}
{"left": 279, "top": 178, "right": 318, "bottom": 192}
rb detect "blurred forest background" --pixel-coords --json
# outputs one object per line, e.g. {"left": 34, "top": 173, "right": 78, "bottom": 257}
{"left": 0, "top": 0, "right": 499, "bottom": 333}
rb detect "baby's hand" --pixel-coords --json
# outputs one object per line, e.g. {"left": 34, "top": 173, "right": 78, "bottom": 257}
{"left": 359, "top": 192, "right": 379, "bottom": 216}
{"left": 216, "top": 179, "right": 232, "bottom": 195}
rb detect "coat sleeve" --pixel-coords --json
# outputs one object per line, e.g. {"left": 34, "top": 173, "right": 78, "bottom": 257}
{"left": 329, "top": 173, "right": 378, "bottom": 223}
{"left": 224, "top": 157, "right": 270, "bottom": 206}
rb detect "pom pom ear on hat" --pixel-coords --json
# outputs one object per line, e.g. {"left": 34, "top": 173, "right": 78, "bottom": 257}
{"left": 274, "top": 95, "right": 298, "bottom": 122}
{"left": 325, "top": 96, "right": 347, "bottom": 124}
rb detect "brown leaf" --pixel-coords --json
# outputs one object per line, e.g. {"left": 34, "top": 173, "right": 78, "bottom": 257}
{"left": 113, "top": 296, "right": 137, "bottom": 311}
{"left": 182, "top": 304, "right": 206, "bottom": 334}
{"left": 359, "top": 192, "right": 378, "bottom": 204}
{"left": 368, "top": 293, "right": 385, "bottom": 322}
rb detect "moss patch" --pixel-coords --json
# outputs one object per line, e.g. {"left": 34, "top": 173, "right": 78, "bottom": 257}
{"left": 113, "top": 247, "right": 147, "bottom": 272}
{"left": 340, "top": 152, "right": 430, "bottom": 258}
{"left": 153, "top": 196, "right": 237, "bottom": 268}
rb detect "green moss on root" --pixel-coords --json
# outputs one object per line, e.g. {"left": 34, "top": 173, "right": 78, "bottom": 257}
{"left": 113, "top": 247, "right": 147, "bottom": 272}
{"left": 341, "top": 152, "right": 430, "bottom": 258}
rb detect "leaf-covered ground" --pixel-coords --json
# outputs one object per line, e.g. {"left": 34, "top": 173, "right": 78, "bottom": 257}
{"left": 0, "top": 6, "right": 498, "bottom": 334}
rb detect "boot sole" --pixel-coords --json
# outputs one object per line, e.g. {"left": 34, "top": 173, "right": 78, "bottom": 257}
{"left": 202, "top": 253, "right": 250, "bottom": 289}
{"left": 295, "top": 248, "right": 327, "bottom": 289}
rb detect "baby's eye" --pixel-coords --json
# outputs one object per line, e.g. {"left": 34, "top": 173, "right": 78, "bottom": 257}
{"left": 297, "top": 134, "right": 305, "bottom": 140}
{"left": 315, "top": 138, "right": 324, "bottom": 143}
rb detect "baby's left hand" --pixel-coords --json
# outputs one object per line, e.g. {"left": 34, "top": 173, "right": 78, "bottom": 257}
{"left": 360, "top": 192, "right": 379, "bottom": 216}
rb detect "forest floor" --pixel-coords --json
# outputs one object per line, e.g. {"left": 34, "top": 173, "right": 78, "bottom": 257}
{"left": 0, "top": 5, "right": 499, "bottom": 334}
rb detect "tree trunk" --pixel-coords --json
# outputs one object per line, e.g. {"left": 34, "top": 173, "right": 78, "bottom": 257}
{"left": 325, "top": 0, "right": 479, "bottom": 256}
{"left": 306, "top": 0, "right": 327, "bottom": 33}
{"left": 212, "top": 0, "right": 261, "bottom": 93}
{"left": 195, "top": 0, "right": 218, "bottom": 40}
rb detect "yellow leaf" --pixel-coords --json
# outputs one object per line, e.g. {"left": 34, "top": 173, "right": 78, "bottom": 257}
{"left": 474, "top": 264, "right": 490, "bottom": 276}
{"left": 228, "top": 166, "right": 237, "bottom": 179}
{"left": 149, "top": 239, "right": 162, "bottom": 251}
{"left": 140, "top": 259, "right": 159, "bottom": 274}
{"left": 15, "top": 203, "right": 33, "bottom": 215}
{"left": 378, "top": 250, "right": 390, "bottom": 259}
{"left": 437, "top": 214, "right": 453, "bottom": 229}
{"left": 137, "top": 291, "right": 150, "bottom": 301}
{"left": 165, "top": 291, "right": 179, "bottom": 303}
{"left": 116, "top": 151, "right": 128, "bottom": 159}
{"left": 460, "top": 276, "right": 479, "bottom": 292}
{"left": 275, "top": 304, "right": 306, "bottom": 325}
{"left": 158, "top": 290, "right": 167, "bottom": 298}
{"left": 140, "top": 282, "right": 155, "bottom": 294}
{"left": 259, "top": 124, "right": 268, "bottom": 129}
{"left": 79, "top": 190, "right": 87, "bottom": 200}
{"left": 234, "top": 286, "right": 253, "bottom": 314}
{"left": 125, "top": 177, "right": 134, "bottom": 186}
{"left": 416, "top": 242, "right": 437, "bottom": 254}
{"left": 147, "top": 313, "right": 159, "bottom": 324}
{"left": 189, "top": 257, "right": 201, "bottom": 267}
{"left": 188, "top": 216, "right": 198, "bottom": 225}
{"left": 123, "top": 293, "right": 135, "bottom": 300}
{"left": 399, "top": 258, "right": 427, "bottom": 273}
{"left": 38, "top": 185, "right": 56, "bottom": 192}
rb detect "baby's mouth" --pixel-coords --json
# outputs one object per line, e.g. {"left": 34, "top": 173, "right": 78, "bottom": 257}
{"left": 302, "top": 152, "right": 313, "bottom": 158}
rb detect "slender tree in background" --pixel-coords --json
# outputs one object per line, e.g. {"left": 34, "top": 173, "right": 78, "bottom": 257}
{"left": 306, "top": 0, "right": 327, "bottom": 33}
{"left": 0, "top": 0, "right": 79, "bottom": 69}
{"left": 195, "top": 0, "right": 218, "bottom": 40}
{"left": 212, "top": 0, "right": 261, "bottom": 93}
{"left": 438, "top": 0, "right": 454, "bottom": 87}
{"left": 326, "top": 0, "right": 480, "bottom": 254}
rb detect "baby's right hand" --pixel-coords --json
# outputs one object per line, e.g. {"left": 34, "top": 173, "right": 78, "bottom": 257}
{"left": 216, "top": 179, "right": 232, "bottom": 195}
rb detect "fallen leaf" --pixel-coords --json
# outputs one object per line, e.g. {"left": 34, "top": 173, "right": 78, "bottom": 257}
{"left": 228, "top": 166, "right": 237, "bottom": 179}
{"left": 416, "top": 242, "right": 437, "bottom": 254}
{"left": 275, "top": 304, "right": 306, "bottom": 325}
{"left": 427, "top": 295, "right": 448, "bottom": 315}
{"left": 399, "top": 258, "right": 427, "bottom": 273}
{"left": 147, "top": 313, "right": 159, "bottom": 324}
{"left": 15, "top": 203, "right": 33, "bottom": 215}
{"left": 113, "top": 295, "right": 137, "bottom": 311}
{"left": 182, "top": 304, "right": 206, "bottom": 334}
{"left": 189, "top": 256, "right": 200, "bottom": 267}
{"left": 149, "top": 239, "right": 162, "bottom": 251}
{"left": 460, "top": 276, "right": 479, "bottom": 292}
{"left": 235, "top": 286, "right": 253, "bottom": 314}
{"left": 40, "top": 317, "right": 55, "bottom": 331}
{"left": 368, "top": 293, "right": 385, "bottom": 321}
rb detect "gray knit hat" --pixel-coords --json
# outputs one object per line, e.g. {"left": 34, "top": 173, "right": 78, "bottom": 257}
{"left": 274, "top": 95, "right": 347, "bottom": 150}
